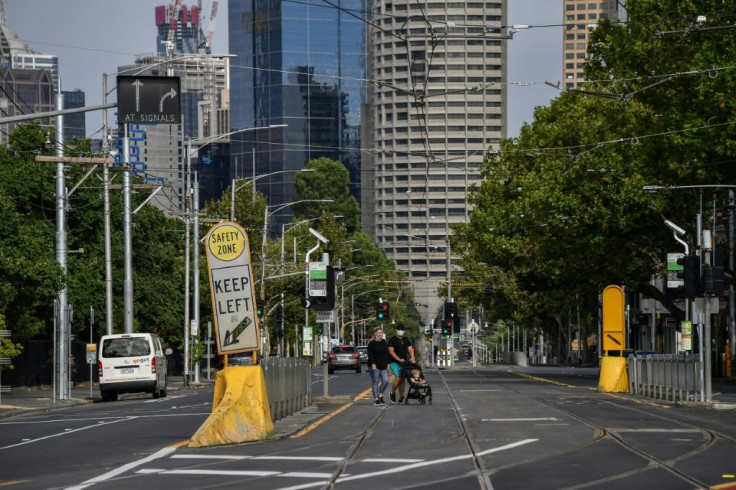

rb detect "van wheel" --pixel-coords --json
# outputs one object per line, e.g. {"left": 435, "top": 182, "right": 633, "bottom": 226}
{"left": 102, "top": 390, "right": 118, "bottom": 402}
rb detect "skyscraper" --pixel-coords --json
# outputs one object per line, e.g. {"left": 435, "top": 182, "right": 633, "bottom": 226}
{"left": 366, "top": 1, "right": 508, "bottom": 314}
{"left": 563, "top": 1, "right": 624, "bottom": 89}
{"left": 62, "top": 89, "right": 86, "bottom": 143}
{"left": 228, "top": 0, "right": 368, "bottom": 231}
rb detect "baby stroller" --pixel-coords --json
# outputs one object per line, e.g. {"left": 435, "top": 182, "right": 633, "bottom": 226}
{"left": 403, "top": 362, "right": 432, "bottom": 405}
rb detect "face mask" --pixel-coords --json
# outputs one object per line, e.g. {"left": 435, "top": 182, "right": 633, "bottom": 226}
{"left": 396, "top": 330, "right": 405, "bottom": 337}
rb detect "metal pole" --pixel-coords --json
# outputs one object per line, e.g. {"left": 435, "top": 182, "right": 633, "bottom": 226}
{"left": 184, "top": 139, "right": 191, "bottom": 386}
{"left": 260, "top": 206, "right": 268, "bottom": 359}
{"left": 230, "top": 177, "right": 236, "bottom": 221}
{"left": 122, "top": 124, "right": 133, "bottom": 333}
{"left": 102, "top": 75, "right": 113, "bottom": 335}
{"left": 252, "top": 147, "right": 256, "bottom": 203}
{"left": 730, "top": 190, "right": 736, "bottom": 377}
{"left": 697, "top": 208, "right": 704, "bottom": 402}
{"left": 90, "top": 306, "right": 94, "bottom": 399}
{"left": 193, "top": 171, "right": 200, "bottom": 384}
{"left": 55, "top": 88, "right": 68, "bottom": 400}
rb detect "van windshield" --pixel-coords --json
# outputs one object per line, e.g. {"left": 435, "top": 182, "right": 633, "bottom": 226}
{"left": 102, "top": 337, "right": 151, "bottom": 358}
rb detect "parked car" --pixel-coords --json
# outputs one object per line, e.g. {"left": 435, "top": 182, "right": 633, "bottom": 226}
{"left": 356, "top": 346, "right": 368, "bottom": 365}
{"left": 328, "top": 345, "right": 362, "bottom": 374}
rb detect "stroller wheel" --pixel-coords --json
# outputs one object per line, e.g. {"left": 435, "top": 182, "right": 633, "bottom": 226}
{"left": 420, "top": 398, "right": 425, "bottom": 405}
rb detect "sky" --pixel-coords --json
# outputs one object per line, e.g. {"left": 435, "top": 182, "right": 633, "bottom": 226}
{"left": 3, "top": 0, "right": 562, "bottom": 139}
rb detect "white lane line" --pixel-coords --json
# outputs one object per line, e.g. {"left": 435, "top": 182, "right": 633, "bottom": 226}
{"left": 280, "top": 472, "right": 336, "bottom": 478}
{"left": 0, "top": 418, "right": 133, "bottom": 449}
{"left": 170, "top": 455, "right": 343, "bottom": 462}
{"left": 172, "top": 454, "right": 252, "bottom": 460}
{"left": 481, "top": 417, "right": 558, "bottom": 422}
{"left": 144, "top": 469, "right": 280, "bottom": 477}
{"left": 276, "top": 439, "right": 538, "bottom": 490}
{"left": 362, "top": 458, "right": 424, "bottom": 463}
{"left": 67, "top": 441, "right": 185, "bottom": 489}
{"left": 143, "top": 395, "right": 187, "bottom": 403}
{"left": 460, "top": 390, "right": 502, "bottom": 392}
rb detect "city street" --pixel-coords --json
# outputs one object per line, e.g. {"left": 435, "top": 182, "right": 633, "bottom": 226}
{"left": 2, "top": 365, "right": 735, "bottom": 489}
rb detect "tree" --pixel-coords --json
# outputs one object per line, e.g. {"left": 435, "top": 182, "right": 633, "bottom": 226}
{"left": 293, "top": 157, "right": 361, "bottom": 233}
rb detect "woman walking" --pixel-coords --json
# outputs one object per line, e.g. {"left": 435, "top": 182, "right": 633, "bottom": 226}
{"left": 367, "top": 327, "right": 390, "bottom": 406}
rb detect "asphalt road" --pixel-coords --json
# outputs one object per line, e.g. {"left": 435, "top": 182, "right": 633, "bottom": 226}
{"left": 1, "top": 365, "right": 735, "bottom": 489}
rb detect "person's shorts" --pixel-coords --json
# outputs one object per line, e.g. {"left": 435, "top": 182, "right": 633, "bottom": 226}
{"left": 390, "top": 362, "right": 405, "bottom": 378}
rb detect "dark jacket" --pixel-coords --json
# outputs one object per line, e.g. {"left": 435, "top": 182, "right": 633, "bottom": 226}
{"left": 367, "top": 338, "right": 390, "bottom": 369}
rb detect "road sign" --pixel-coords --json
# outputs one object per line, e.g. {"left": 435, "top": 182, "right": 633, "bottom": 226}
{"left": 602, "top": 284, "right": 625, "bottom": 353}
{"left": 205, "top": 221, "right": 259, "bottom": 355}
{"left": 316, "top": 310, "right": 335, "bottom": 323}
{"left": 667, "top": 252, "right": 685, "bottom": 289}
{"left": 86, "top": 344, "right": 97, "bottom": 365}
{"left": 116, "top": 76, "right": 181, "bottom": 124}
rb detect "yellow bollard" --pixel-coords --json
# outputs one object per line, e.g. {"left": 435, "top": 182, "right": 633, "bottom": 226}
{"left": 598, "top": 356, "right": 629, "bottom": 393}
{"left": 189, "top": 366, "right": 274, "bottom": 447}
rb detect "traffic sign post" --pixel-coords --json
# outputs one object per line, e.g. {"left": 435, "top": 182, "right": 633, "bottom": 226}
{"left": 116, "top": 76, "right": 181, "bottom": 124}
{"left": 204, "top": 221, "right": 260, "bottom": 355}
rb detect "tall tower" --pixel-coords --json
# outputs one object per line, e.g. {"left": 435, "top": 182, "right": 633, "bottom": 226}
{"left": 367, "top": 1, "right": 508, "bottom": 315}
{"left": 228, "top": 0, "right": 369, "bottom": 231}
{"left": 562, "top": 1, "right": 623, "bottom": 89}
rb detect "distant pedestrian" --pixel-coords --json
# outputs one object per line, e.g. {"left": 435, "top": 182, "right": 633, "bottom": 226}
{"left": 388, "top": 325, "right": 415, "bottom": 403}
{"left": 367, "top": 327, "right": 390, "bottom": 406}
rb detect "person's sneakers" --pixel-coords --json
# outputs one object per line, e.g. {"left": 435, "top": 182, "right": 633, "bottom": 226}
{"left": 374, "top": 398, "right": 381, "bottom": 406}
{"left": 378, "top": 397, "right": 385, "bottom": 405}
{"left": 389, "top": 391, "right": 396, "bottom": 403}
{"left": 399, "top": 396, "right": 405, "bottom": 404}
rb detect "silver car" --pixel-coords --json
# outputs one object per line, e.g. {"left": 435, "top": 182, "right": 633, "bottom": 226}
{"left": 327, "top": 345, "right": 361, "bottom": 374}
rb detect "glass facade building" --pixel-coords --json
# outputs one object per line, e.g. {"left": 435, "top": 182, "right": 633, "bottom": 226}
{"left": 229, "top": 0, "right": 369, "bottom": 229}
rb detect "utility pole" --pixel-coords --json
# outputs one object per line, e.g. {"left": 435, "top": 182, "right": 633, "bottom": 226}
{"left": 122, "top": 125, "right": 133, "bottom": 333}
{"left": 193, "top": 171, "right": 200, "bottom": 384}
{"left": 54, "top": 88, "right": 68, "bottom": 400}
{"left": 102, "top": 74, "right": 113, "bottom": 335}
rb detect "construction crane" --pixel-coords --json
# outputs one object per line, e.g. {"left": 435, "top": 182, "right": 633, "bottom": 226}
{"left": 205, "top": 1, "right": 219, "bottom": 51}
{"left": 167, "top": 0, "right": 183, "bottom": 49}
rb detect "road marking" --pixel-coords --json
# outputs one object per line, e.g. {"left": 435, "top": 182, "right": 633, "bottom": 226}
{"left": 481, "top": 417, "right": 558, "bottom": 422}
{"left": 0, "top": 418, "right": 132, "bottom": 449}
{"left": 142, "top": 469, "right": 280, "bottom": 477}
{"left": 460, "top": 389, "right": 502, "bottom": 392}
{"left": 67, "top": 440, "right": 188, "bottom": 489}
{"left": 362, "top": 458, "right": 424, "bottom": 463}
{"left": 196, "top": 440, "right": 540, "bottom": 490}
{"left": 171, "top": 454, "right": 252, "bottom": 460}
{"left": 0, "top": 481, "right": 30, "bottom": 487}
{"left": 143, "top": 395, "right": 187, "bottom": 403}
{"left": 291, "top": 388, "right": 372, "bottom": 438}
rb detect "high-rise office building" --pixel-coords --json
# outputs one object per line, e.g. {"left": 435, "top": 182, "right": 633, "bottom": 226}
{"left": 0, "top": 67, "right": 54, "bottom": 143}
{"left": 366, "top": 1, "right": 508, "bottom": 315}
{"left": 563, "top": 1, "right": 624, "bottom": 89}
{"left": 62, "top": 89, "right": 86, "bottom": 143}
{"left": 228, "top": 0, "right": 368, "bottom": 231}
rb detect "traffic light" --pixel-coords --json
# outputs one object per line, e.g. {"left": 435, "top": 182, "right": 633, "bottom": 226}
{"left": 676, "top": 254, "right": 701, "bottom": 298}
{"left": 376, "top": 301, "right": 390, "bottom": 321}
{"left": 444, "top": 301, "right": 460, "bottom": 333}
{"left": 275, "top": 304, "right": 283, "bottom": 324}
{"left": 441, "top": 319, "right": 452, "bottom": 336}
{"left": 256, "top": 304, "right": 264, "bottom": 319}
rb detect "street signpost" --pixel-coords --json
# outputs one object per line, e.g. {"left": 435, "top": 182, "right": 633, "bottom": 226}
{"left": 602, "top": 285, "right": 625, "bottom": 355}
{"left": 204, "top": 221, "right": 260, "bottom": 355}
{"left": 116, "top": 76, "right": 181, "bottom": 124}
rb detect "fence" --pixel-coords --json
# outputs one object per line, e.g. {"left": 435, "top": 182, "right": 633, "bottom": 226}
{"left": 260, "top": 357, "right": 312, "bottom": 421}
{"left": 627, "top": 354, "right": 701, "bottom": 402}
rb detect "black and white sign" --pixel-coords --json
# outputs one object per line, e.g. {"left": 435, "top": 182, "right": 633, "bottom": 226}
{"left": 116, "top": 76, "right": 181, "bottom": 124}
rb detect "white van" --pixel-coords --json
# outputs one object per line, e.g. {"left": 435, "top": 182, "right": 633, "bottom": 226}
{"left": 98, "top": 333, "right": 168, "bottom": 401}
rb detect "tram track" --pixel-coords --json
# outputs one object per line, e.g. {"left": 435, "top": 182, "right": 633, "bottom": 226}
{"left": 451, "top": 368, "right": 732, "bottom": 489}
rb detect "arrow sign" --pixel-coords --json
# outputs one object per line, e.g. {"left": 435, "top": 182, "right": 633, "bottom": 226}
{"left": 159, "top": 87, "right": 177, "bottom": 112}
{"left": 132, "top": 79, "right": 143, "bottom": 112}
{"left": 117, "top": 75, "right": 181, "bottom": 124}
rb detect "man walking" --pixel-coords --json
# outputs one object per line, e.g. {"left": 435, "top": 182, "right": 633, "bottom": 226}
{"left": 388, "top": 325, "right": 415, "bottom": 403}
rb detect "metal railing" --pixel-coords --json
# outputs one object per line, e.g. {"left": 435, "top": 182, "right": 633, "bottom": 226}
{"left": 260, "top": 357, "right": 312, "bottom": 421}
{"left": 627, "top": 354, "right": 701, "bottom": 402}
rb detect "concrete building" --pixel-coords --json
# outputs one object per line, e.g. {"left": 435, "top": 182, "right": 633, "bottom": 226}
{"left": 365, "top": 0, "right": 508, "bottom": 319}
{"left": 562, "top": 1, "right": 624, "bottom": 89}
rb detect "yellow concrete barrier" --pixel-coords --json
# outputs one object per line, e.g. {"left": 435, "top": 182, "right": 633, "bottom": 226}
{"left": 189, "top": 366, "right": 274, "bottom": 447}
{"left": 598, "top": 356, "right": 629, "bottom": 393}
